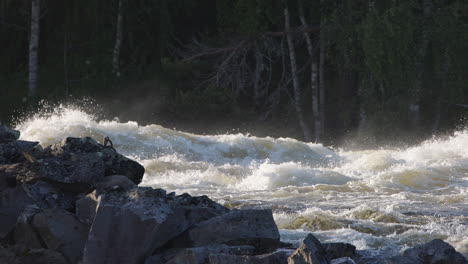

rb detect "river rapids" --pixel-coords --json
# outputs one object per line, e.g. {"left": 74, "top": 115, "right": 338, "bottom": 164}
{"left": 15, "top": 106, "right": 468, "bottom": 262}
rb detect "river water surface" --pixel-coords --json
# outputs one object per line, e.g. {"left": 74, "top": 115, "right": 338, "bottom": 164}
{"left": 16, "top": 106, "right": 468, "bottom": 262}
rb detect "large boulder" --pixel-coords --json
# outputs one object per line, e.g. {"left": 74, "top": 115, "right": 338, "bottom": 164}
{"left": 48, "top": 137, "right": 145, "bottom": 184}
{"left": 0, "top": 125, "right": 20, "bottom": 144}
{"left": 75, "top": 176, "right": 136, "bottom": 225}
{"left": 288, "top": 233, "right": 329, "bottom": 264}
{"left": 82, "top": 188, "right": 191, "bottom": 264}
{"left": 169, "top": 209, "right": 280, "bottom": 254}
{"left": 386, "top": 239, "right": 467, "bottom": 264}
{"left": 32, "top": 209, "right": 89, "bottom": 263}
{"left": 0, "top": 181, "right": 74, "bottom": 239}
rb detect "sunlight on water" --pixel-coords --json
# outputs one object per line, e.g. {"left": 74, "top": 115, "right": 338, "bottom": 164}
{"left": 16, "top": 104, "right": 468, "bottom": 260}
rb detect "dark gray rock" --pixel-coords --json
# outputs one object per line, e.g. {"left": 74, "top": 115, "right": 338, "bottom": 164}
{"left": 93, "top": 175, "right": 136, "bottom": 196}
{"left": 170, "top": 209, "right": 280, "bottom": 254}
{"left": 323, "top": 243, "right": 356, "bottom": 260}
{"left": 82, "top": 188, "right": 190, "bottom": 264}
{"left": 330, "top": 257, "right": 356, "bottom": 264}
{"left": 32, "top": 209, "right": 89, "bottom": 263}
{"left": 0, "top": 246, "right": 69, "bottom": 264}
{"left": 0, "top": 181, "right": 74, "bottom": 239}
{"left": 0, "top": 125, "right": 20, "bottom": 144}
{"left": 288, "top": 233, "right": 329, "bottom": 264}
{"left": 208, "top": 250, "right": 291, "bottom": 264}
{"left": 386, "top": 239, "right": 468, "bottom": 264}
{"left": 48, "top": 137, "right": 145, "bottom": 184}
{"left": 146, "top": 244, "right": 256, "bottom": 264}
{"left": 75, "top": 191, "right": 99, "bottom": 225}
{"left": 0, "top": 140, "right": 41, "bottom": 164}
{"left": 13, "top": 222, "right": 44, "bottom": 249}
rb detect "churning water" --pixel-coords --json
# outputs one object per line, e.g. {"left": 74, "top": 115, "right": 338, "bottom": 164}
{"left": 16, "top": 106, "right": 468, "bottom": 262}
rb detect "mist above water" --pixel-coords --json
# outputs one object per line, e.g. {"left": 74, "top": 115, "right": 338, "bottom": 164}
{"left": 16, "top": 105, "right": 468, "bottom": 261}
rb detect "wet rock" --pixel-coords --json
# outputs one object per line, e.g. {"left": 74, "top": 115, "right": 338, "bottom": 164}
{"left": 208, "top": 251, "right": 291, "bottom": 264}
{"left": 386, "top": 239, "right": 468, "bottom": 264}
{"left": 330, "top": 257, "right": 356, "bottom": 264}
{"left": 0, "top": 163, "right": 19, "bottom": 191}
{"left": 0, "top": 125, "right": 20, "bottom": 144}
{"left": 82, "top": 187, "right": 189, "bottom": 264}
{"left": 288, "top": 233, "right": 329, "bottom": 264}
{"left": 146, "top": 244, "right": 256, "bottom": 264}
{"left": 170, "top": 209, "right": 280, "bottom": 254}
{"left": 323, "top": 243, "right": 356, "bottom": 260}
{"left": 31, "top": 209, "right": 88, "bottom": 263}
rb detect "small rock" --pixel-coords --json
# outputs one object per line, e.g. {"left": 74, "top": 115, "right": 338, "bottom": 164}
{"left": 288, "top": 233, "right": 329, "bottom": 264}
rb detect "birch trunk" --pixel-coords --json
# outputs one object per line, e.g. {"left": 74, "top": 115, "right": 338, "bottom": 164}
{"left": 28, "top": 0, "right": 40, "bottom": 98}
{"left": 112, "top": 0, "right": 123, "bottom": 77}
{"left": 410, "top": 0, "right": 432, "bottom": 129}
{"left": 284, "top": 6, "right": 312, "bottom": 142}
{"left": 298, "top": 2, "right": 321, "bottom": 142}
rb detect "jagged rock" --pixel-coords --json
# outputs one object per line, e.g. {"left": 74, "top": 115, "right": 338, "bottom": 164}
{"left": 48, "top": 137, "right": 145, "bottom": 184}
{"left": 0, "top": 163, "right": 19, "bottom": 191}
{"left": 82, "top": 187, "right": 190, "bottom": 264}
{"left": 330, "top": 257, "right": 356, "bottom": 264}
{"left": 208, "top": 250, "right": 292, "bottom": 264}
{"left": 0, "top": 182, "right": 74, "bottom": 239}
{"left": 386, "top": 239, "right": 468, "bottom": 264}
{"left": 0, "top": 140, "right": 41, "bottom": 164}
{"left": 75, "top": 191, "right": 100, "bottom": 225}
{"left": 146, "top": 244, "right": 256, "bottom": 264}
{"left": 169, "top": 209, "right": 280, "bottom": 254}
{"left": 0, "top": 125, "right": 20, "bottom": 144}
{"left": 32, "top": 209, "right": 88, "bottom": 263}
{"left": 288, "top": 233, "right": 329, "bottom": 264}
{"left": 323, "top": 243, "right": 356, "bottom": 260}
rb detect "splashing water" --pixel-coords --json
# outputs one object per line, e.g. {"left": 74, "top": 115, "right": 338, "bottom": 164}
{"left": 16, "top": 105, "right": 468, "bottom": 261}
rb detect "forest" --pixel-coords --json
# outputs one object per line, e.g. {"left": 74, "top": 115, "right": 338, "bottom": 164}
{"left": 0, "top": 0, "right": 467, "bottom": 145}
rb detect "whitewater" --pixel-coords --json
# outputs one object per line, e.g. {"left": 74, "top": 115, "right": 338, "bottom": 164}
{"left": 15, "top": 106, "right": 468, "bottom": 262}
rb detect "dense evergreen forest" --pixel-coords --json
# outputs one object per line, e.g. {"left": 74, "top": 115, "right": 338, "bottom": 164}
{"left": 0, "top": 0, "right": 467, "bottom": 145}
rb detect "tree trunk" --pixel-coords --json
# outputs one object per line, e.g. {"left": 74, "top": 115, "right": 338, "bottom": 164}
{"left": 319, "top": 24, "right": 326, "bottom": 136}
{"left": 28, "top": 0, "right": 40, "bottom": 98}
{"left": 112, "top": 0, "right": 123, "bottom": 77}
{"left": 410, "top": 0, "right": 432, "bottom": 129}
{"left": 284, "top": 6, "right": 312, "bottom": 142}
{"left": 298, "top": 2, "right": 321, "bottom": 142}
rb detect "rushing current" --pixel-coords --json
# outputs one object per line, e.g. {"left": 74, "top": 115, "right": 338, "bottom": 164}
{"left": 15, "top": 106, "right": 468, "bottom": 262}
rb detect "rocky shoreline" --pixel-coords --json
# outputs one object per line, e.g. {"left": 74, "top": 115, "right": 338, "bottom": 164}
{"left": 0, "top": 125, "right": 466, "bottom": 264}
